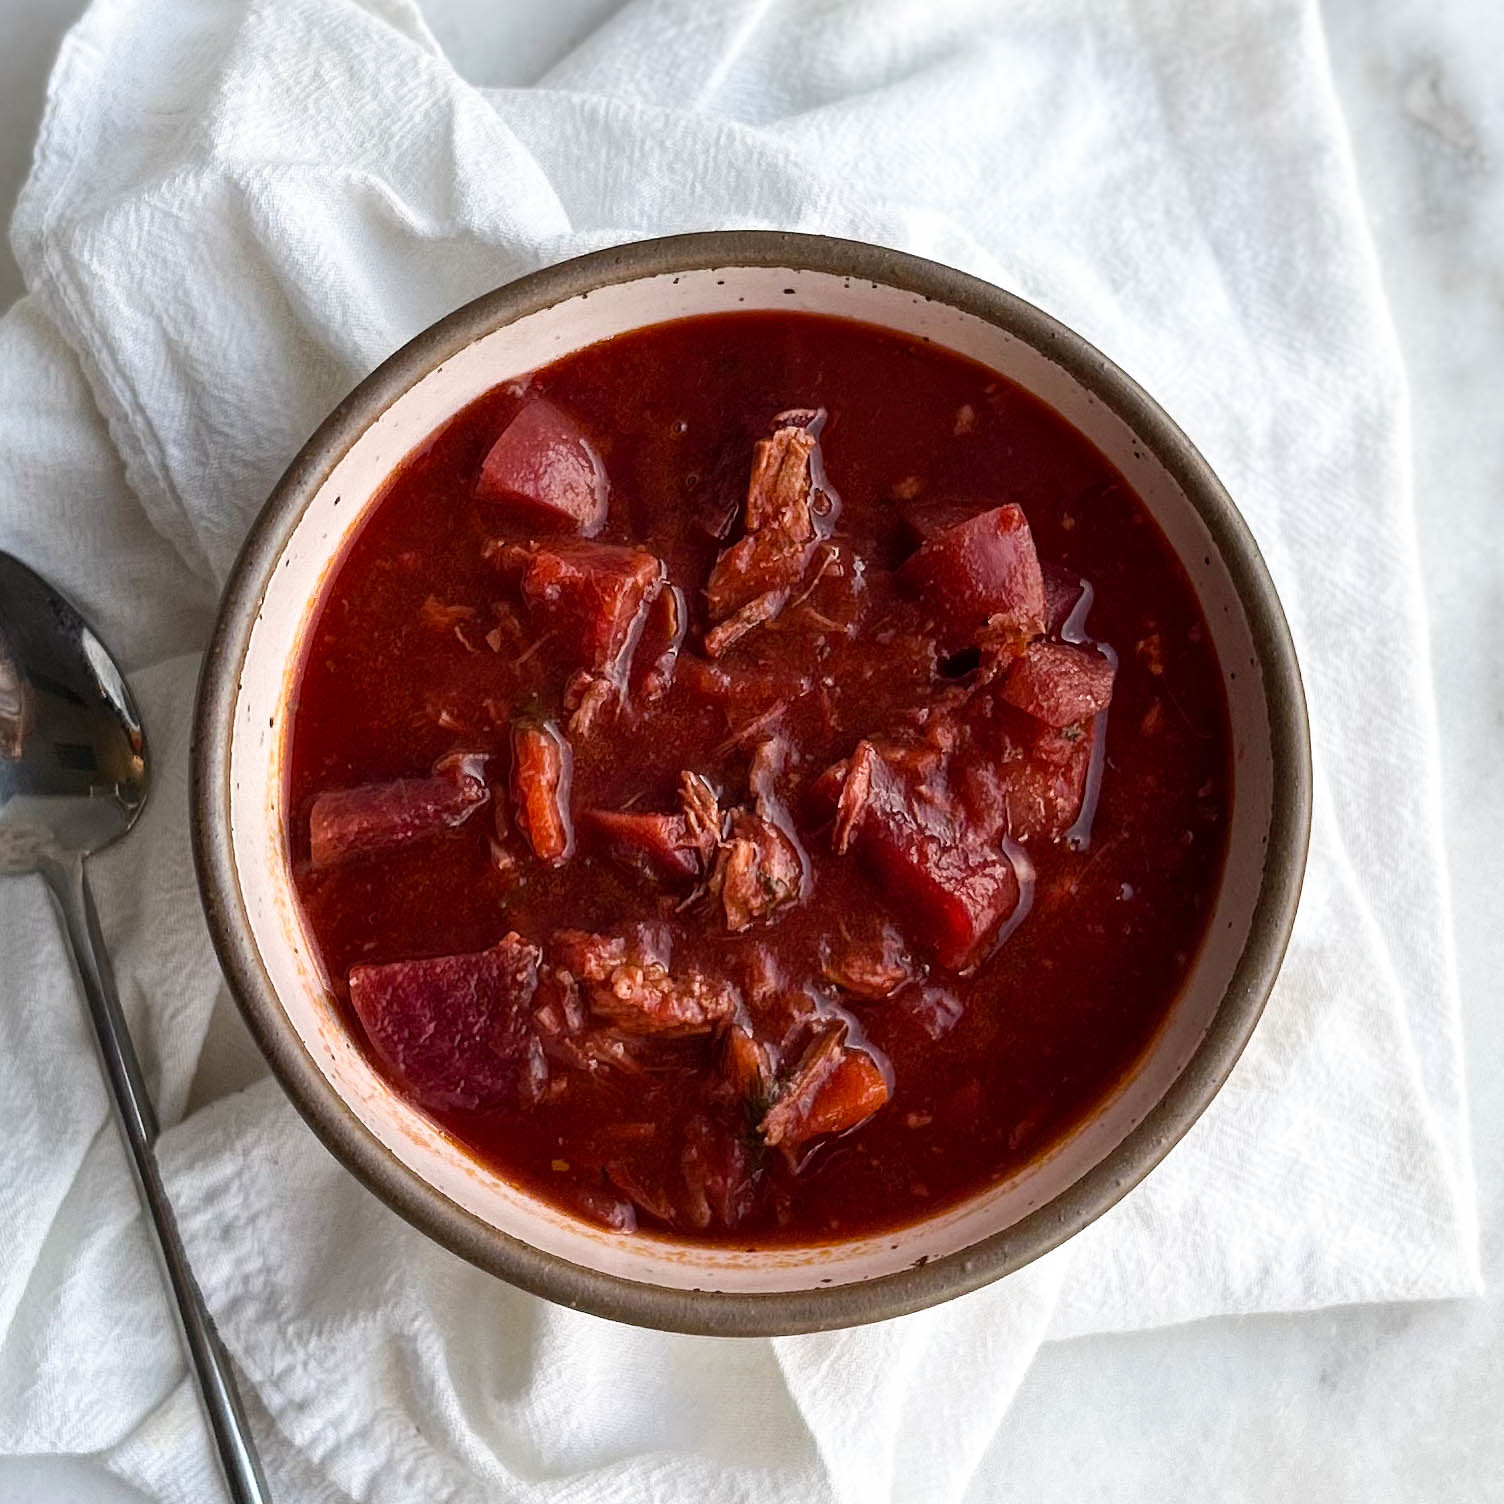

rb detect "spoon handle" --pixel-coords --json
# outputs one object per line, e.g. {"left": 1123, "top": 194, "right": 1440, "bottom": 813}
{"left": 45, "top": 856, "right": 272, "bottom": 1504}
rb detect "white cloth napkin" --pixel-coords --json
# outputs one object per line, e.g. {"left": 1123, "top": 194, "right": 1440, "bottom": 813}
{"left": 0, "top": 0, "right": 1479, "bottom": 1499}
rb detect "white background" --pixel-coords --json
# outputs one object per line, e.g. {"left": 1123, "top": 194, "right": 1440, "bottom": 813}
{"left": 0, "top": 0, "right": 1499, "bottom": 1496}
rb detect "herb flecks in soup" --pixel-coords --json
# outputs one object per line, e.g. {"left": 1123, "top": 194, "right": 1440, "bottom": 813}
{"left": 286, "top": 312, "right": 1230, "bottom": 1244}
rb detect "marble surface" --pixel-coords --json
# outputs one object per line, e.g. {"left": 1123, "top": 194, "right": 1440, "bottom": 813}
{"left": 0, "top": 0, "right": 1499, "bottom": 1497}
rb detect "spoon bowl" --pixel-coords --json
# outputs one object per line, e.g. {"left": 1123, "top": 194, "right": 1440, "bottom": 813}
{"left": 0, "top": 552, "right": 148, "bottom": 872}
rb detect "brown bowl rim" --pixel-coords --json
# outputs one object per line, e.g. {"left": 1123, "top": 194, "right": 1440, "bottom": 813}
{"left": 191, "top": 229, "right": 1312, "bottom": 1337}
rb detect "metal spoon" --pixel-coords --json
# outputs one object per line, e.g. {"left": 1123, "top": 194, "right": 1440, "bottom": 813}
{"left": 0, "top": 552, "right": 270, "bottom": 1504}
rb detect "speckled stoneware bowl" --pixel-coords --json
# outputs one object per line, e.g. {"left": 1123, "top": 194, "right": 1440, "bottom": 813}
{"left": 191, "top": 231, "right": 1311, "bottom": 1336}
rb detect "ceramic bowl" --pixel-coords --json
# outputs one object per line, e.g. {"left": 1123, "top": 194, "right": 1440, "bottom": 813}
{"left": 192, "top": 231, "right": 1311, "bottom": 1336}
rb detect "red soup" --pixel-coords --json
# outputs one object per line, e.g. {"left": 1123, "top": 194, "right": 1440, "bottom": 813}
{"left": 286, "top": 311, "right": 1231, "bottom": 1244}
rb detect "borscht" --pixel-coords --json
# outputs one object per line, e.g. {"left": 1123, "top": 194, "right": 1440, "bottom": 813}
{"left": 286, "top": 311, "right": 1231, "bottom": 1244}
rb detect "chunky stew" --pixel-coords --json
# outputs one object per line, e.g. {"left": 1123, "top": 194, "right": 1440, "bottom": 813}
{"left": 286, "top": 311, "right": 1231, "bottom": 1244}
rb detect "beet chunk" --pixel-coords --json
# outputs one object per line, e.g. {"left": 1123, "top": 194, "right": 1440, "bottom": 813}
{"left": 517, "top": 540, "right": 664, "bottom": 676}
{"left": 512, "top": 722, "right": 573, "bottom": 864}
{"left": 896, "top": 495, "right": 982, "bottom": 552}
{"left": 954, "top": 688, "right": 1096, "bottom": 845}
{"left": 900, "top": 503, "right": 1045, "bottom": 655}
{"left": 1003, "top": 724, "right": 1095, "bottom": 843}
{"left": 348, "top": 934, "right": 540, "bottom": 1112}
{"left": 582, "top": 809, "right": 709, "bottom": 883}
{"left": 835, "top": 739, "right": 1020, "bottom": 970}
{"left": 476, "top": 397, "right": 608, "bottom": 536}
{"left": 308, "top": 759, "right": 488, "bottom": 868}
{"left": 1001, "top": 641, "right": 1115, "bottom": 728}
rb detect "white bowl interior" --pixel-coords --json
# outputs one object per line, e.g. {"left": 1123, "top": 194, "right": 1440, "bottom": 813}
{"left": 227, "top": 266, "right": 1270, "bottom": 1293}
